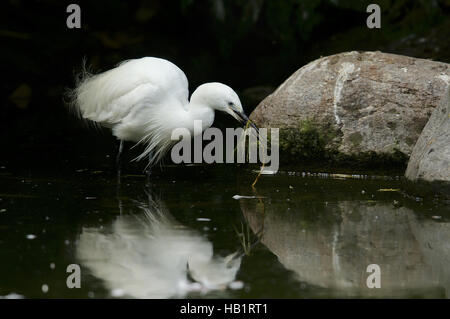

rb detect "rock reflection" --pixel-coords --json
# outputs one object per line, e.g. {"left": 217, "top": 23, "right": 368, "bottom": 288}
{"left": 77, "top": 197, "right": 241, "bottom": 298}
{"left": 240, "top": 198, "right": 450, "bottom": 298}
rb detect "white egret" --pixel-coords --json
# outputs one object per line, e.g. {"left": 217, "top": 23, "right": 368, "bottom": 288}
{"left": 68, "top": 57, "right": 258, "bottom": 169}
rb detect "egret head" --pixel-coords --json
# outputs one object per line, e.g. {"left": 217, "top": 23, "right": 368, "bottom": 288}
{"left": 190, "top": 82, "right": 259, "bottom": 131}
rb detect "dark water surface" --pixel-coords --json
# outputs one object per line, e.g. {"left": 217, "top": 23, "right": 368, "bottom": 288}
{"left": 0, "top": 153, "right": 449, "bottom": 298}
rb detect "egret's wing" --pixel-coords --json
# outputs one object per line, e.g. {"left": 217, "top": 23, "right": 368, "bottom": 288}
{"left": 72, "top": 57, "right": 190, "bottom": 126}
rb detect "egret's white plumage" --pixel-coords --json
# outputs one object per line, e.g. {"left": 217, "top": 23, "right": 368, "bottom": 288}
{"left": 69, "top": 57, "right": 254, "bottom": 166}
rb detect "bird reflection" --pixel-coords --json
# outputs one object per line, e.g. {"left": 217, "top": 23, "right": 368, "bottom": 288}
{"left": 76, "top": 196, "right": 241, "bottom": 298}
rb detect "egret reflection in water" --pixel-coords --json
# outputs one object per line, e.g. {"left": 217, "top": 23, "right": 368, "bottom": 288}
{"left": 76, "top": 196, "right": 242, "bottom": 298}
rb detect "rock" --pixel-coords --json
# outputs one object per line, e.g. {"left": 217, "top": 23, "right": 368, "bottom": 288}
{"left": 405, "top": 86, "right": 450, "bottom": 184}
{"left": 250, "top": 51, "right": 450, "bottom": 164}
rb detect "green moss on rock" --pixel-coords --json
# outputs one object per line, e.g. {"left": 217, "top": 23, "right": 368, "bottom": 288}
{"left": 277, "top": 119, "right": 409, "bottom": 168}
{"left": 348, "top": 132, "right": 363, "bottom": 147}
{"left": 279, "top": 119, "right": 339, "bottom": 161}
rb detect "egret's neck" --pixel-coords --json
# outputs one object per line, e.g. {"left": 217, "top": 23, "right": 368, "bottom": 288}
{"left": 185, "top": 101, "right": 215, "bottom": 134}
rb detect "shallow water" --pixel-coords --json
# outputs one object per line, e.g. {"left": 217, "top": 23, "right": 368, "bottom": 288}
{"left": 0, "top": 157, "right": 449, "bottom": 299}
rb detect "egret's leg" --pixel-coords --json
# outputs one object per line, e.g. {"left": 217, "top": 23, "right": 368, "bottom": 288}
{"left": 116, "top": 140, "right": 124, "bottom": 166}
{"left": 116, "top": 140, "right": 124, "bottom": 185}
{"left": 115, "top": 140, "right": 126, "bottom": 216}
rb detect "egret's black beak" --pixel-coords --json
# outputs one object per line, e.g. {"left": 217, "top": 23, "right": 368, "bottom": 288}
{"left": 231, "top": 109, "right": 259, "bottom": 134}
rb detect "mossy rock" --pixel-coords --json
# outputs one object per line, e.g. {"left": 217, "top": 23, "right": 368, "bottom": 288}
{"left": 276, "top": 119, "right": 408, "bottom": 169}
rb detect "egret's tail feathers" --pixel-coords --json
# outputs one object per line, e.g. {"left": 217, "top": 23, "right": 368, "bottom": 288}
{"left": 64, "top": 59, "right": 103, "bottom": 130}
{"left": 64, "top": 57, "right": 91, "bottom": 115}
{"left": 65, "top": 58, "right": 138, "bottom": 126}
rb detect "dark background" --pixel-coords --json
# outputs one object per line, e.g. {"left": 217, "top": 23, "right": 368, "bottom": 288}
{"left": 0, "top": 0, "right": 449, "bottom": 168}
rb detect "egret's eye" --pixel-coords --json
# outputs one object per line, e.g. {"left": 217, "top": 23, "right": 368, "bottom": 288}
{"left": 228, "top": 102, "right": 234, "bottom": 107}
